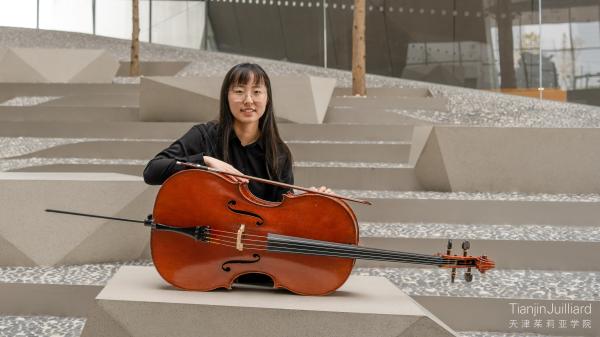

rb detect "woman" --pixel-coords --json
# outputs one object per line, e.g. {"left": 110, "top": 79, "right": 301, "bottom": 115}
{"left": 144, "top": 63, "right": 329, "bottom": 201}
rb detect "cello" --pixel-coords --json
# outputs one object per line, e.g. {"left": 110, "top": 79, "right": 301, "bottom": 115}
{"left": 47, "top": 163, "right": 495, "bottom": 296}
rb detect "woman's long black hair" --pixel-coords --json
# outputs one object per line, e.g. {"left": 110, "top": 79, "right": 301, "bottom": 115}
{"left": 216, "top": 63, "right": 292, "bottom": 180}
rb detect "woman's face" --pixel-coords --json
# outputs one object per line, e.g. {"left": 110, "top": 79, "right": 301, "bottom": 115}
{"left": 227, "top": 74, "right": 268, "bottom": 127}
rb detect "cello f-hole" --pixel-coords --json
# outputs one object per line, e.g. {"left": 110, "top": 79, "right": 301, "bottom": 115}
{"left": 221, "top": 254, "right": 262, "bottom": 272}
{"left": 227, "top": 200, "right": 264, "bottom": 226}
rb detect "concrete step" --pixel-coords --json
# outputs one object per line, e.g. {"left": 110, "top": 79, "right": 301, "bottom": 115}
{"left": 4, "top": 159, "right": 420, "bottom": 191}
{"left": 38, "top": 93, "right": 139, "bottom": 108}
{"left": 0, "top": 106, "right": 139, "bottom": 122}
{"left": 2, "top": 138, "right": 411, "bottom": 164}
{"left": 340, "top": 190, "right": 600, "bottom": 225}
{"left": 0, "top": 83, "right": 139, "bottom": 97}
{"left": 355, "top": 222, "right": 600, "bottom": 271}
{"left": 324, "top": 106, "right": 433, "bottom": 125}
{"left": 0, "top": 122, "right": 415, "bottom": 142}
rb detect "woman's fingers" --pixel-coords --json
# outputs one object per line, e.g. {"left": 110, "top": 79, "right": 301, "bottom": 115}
{"left": 204, "top": 157, "right": 249, "bottom": 183}
{"left": 224, "top": 166, "right": 249, "bottom": 183}
{"left": 309, "top": 186, "right": 333, "bottom": 194}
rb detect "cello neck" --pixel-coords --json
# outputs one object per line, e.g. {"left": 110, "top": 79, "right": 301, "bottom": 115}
{"left": 267, "top": 234, "right": 454, "bottom": 268}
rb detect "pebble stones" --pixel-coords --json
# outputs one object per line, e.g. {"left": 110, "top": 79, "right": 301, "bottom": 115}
{"left": 335, "top": 189, "right": 600, "bottom": 203}
{"left": 0, "top": 260, "right": 152, "bottom": 286}
{"left": 0, "top": 96, "right": 62, "bottom": 106}
{"left": 0, "top": 316, "right": 85, "bottom": 337}
{"left": 0, "top": 157, "right": 147, "bottom": 172}
{"left": 0, "top": 137, "right": 173, "bottom": 159}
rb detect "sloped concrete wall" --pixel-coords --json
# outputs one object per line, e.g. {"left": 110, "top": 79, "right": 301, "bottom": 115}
{"left": 415, "top": 126, "right": 600, "bottom": 193}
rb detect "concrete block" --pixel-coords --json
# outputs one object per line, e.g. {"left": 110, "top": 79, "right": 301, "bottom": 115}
{"left": 81, "top": 266, "right": 456, "bottom": 337}
{"left": 0, "top": 48, "right": 119, "bottom": 83}
{"left": 139, "top": 76, "right": 220, "bottom": 122}
{"left": 415, "top": 127, "right": 600, "bottom": 193}
{"left": 0, "top": 172, "right": 156, "bottom": 266}
{"left": 139, "top": 75, "right": 336, "bottom": 124}
{"left": 0, "top": 282, "right": 102, "bottom": 316}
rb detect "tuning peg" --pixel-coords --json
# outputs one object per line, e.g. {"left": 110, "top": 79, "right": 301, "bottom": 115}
{"left": 464, "top": 270, "right": 473, "bottom": 282}
{"left": 462, "top": 240, "right": 470, "bottom": 256}
{"left": 446, "top": 240, "right": 457, "bottom": 282}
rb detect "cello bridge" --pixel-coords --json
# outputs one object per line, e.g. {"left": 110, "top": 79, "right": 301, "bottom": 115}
{"left": 236, "top": 224, "right": 246, "bottom": 251}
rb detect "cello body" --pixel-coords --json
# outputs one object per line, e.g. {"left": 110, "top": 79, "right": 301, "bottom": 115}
{"left": 151, "top": 169, "right": 359, "bottom": 295}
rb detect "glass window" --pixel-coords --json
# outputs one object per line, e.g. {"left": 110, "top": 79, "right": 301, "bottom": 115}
{"left": 571, "top": 21, "right": 600, "bottom": 49}
{"left": 426, "top": 42, "right": 459, "bottom": 63}
{"left": 96, "top": 0, "right": 150, "bottom": 42}
{"left": 406, "top": 43, "right": 426, "bottom": 65}
{"left": 573, "top": 49, "right": 600, "bottom": 89}
{"left": 39, "top": 0, "right": 93, "bottom": 34}
{"left": 0, "top": 0, "right": 37, "bottom": 28}
{"left": 151, "top": 0, "right": 204, "bottom": 49}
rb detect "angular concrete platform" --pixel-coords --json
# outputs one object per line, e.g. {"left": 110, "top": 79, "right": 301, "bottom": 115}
{"left": 0, "top": 172, "right": 155, "bottom": 266}
{"left": 415, "top": 126, "right": 600, "bottom": 193}
{"left": 81, "top": 266, "right": 457, "bottom": 337}
{"left": 140, "top": 75, "right": 336, "bottom": 124}
{"left": 0, "top": 47, "right": 119, "bottom": 83}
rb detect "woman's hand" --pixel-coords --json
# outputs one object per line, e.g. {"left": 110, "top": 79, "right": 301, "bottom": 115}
{"left": 204, "top": 156, "right": 249, "bottom": 183}
{"left": 309, "top": 185, "right": 333, "bottom": 194}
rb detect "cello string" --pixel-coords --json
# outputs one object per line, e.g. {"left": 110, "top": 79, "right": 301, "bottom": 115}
{"left": 207, "top": 238, "right": 452, "bottom": 266}
{"left": 203, "top": 229, "right": 460, "bottom": 265}
{"left": 166, "top": 226, "right": 466, "bottom": 266}
{"left": 205, "top": 235, "right": 455, "bottom": 266}
{"left": 209, "top": 228, "right": 269, "bottom": 239}
{"left": 207, "top": 231, "right": 455, "bottom": 265}
{"left": 210, "top": 227, "right": 455, "bottom": 260}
